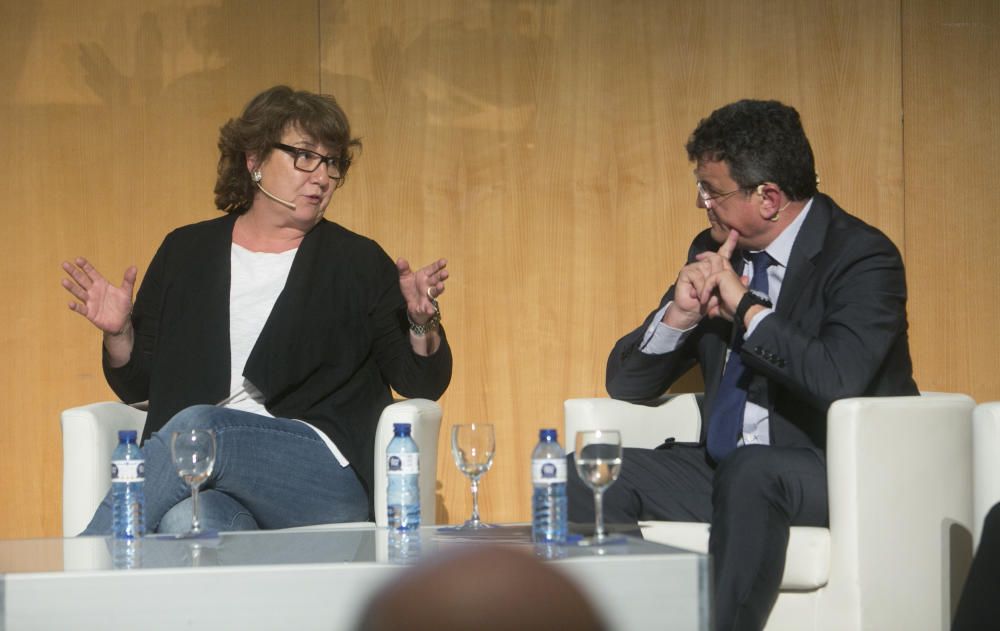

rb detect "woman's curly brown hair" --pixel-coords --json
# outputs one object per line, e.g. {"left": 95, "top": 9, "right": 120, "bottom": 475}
{"left": 214, "top": 85, "right": 362, "bottom": 214}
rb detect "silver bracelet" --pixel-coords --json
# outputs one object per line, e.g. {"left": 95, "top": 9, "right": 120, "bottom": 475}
{"left": 408, "top": 298, "right": 441, "bottom": 336}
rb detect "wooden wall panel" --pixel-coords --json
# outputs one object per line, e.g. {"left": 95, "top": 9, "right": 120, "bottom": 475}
{"left": 0, "top": 0, "right": 319, "bottom": 538}
{"left": 319, "top": 0, "right": 902, "bottom": 525}
{"left": 7, "top": 0, "right": 969, "bottom": 538}
{"left": 903, "top": 0, "right": 1000, "bottom": 400}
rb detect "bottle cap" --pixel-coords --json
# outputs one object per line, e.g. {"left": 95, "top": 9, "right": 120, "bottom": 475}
{"left": 393, "top": 423, "right": 412, "bottom": 436}
{"left": 539, "top": 429, "right": 557, "bottom": 441}
{"left": 118, "top": 430, "right": 138, "bottom": 443}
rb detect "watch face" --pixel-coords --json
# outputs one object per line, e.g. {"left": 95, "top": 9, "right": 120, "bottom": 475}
{"left": 749, "top": 289, "right": 770, "bottom": 302}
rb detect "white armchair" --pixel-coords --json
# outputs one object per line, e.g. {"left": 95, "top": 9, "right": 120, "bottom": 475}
{"left": 61, "top": 399, "right": 442, "bottom": 536}
{"left": 565, "top": 392, "right": 975, "bottom": 631}
{"left": 973, "top": 401, "right": 1000, "bottom": 548}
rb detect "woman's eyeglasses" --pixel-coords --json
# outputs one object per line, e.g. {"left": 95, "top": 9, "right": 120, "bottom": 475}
{"left": 273, "top": 143, "right": 349, "bottom": 180}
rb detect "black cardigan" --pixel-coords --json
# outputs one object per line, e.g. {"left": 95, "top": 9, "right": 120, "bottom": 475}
{"left": 103, "top": 213, "right": 452, "bottom": 515}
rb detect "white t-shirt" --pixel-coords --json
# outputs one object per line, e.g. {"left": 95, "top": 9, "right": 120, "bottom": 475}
{"left": 217, "top": 243, "right": 348, "bottom": 467}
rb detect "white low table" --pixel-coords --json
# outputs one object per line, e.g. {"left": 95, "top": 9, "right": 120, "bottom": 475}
{"left": 0, "top": 525, "right": 709, "bottom": 630}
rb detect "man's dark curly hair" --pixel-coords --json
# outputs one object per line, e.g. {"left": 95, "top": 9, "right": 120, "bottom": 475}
{"left": 214, "top": 85, "right": 361, "bottom": 214}
{"left": 685, "top": 100, "right": 817, "bottom": 201}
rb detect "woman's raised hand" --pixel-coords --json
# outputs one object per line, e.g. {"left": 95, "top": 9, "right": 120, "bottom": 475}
{"left": 61, "top": 257, "right": 137, "bottom": 335}
{"left": 396, "top": 257, "right": 448, "bottom": 324}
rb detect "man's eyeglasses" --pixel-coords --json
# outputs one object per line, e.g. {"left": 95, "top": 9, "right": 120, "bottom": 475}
{"left": 273, "top": 143, "right": 349, "bottom": 180}
{"left": 697, "top": 180, "right": 745, "bottom": 204}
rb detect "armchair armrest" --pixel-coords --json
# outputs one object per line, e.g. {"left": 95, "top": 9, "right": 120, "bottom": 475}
{"left": 825, "top": 393, "right": 974, "bottom": 629}
{"left": 60, "top": 402, "right": 148, "bottom": 536}
{"left": 373, "top": 399, "right": 443, "bottom": 527}
{"left": 563, "top": 393, "right": 701, "bottom": 451}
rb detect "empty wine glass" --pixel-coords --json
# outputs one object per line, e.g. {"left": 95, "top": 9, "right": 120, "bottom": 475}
{"left": 450, "top": 423, "right": 496, "bottom": 529}
{"left": 170, "top": 429, "right": 217, "bottom": 537}
{"left": 574, "top": 429, "right": 625, "bottom": 545}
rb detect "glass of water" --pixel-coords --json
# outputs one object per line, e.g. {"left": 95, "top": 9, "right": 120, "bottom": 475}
{"left": 449, "top": 423, "right": 496, "bottom": 529}
{"left": 574, "top": 429, "right": 624, "bottom": 545}
{"left": 170, "top": 429, "right": 217, "bottom": 537}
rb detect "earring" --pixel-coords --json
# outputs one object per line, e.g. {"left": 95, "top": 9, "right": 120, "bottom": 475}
{"left": 252, "top": 170, "right": 262, "bottom": 183}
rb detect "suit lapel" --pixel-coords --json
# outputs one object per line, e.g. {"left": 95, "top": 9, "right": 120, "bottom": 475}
{"left": 775, "top": 194, "right": 832, "bottom": 317}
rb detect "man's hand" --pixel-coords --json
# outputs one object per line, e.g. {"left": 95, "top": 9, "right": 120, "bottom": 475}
{"left": 696, "top": 229, "right": 750, "bottom": 322}
{"left": 663, "top": 229, "right": 741, "bottom": 328}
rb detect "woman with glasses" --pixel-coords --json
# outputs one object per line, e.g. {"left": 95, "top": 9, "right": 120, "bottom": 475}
{"left": 61, "top": 85, "right": 452, "bottom": 534}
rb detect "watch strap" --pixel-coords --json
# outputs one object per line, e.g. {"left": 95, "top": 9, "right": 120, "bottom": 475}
{"left": 735, "top": 290, "right": 772, "bottom": 330}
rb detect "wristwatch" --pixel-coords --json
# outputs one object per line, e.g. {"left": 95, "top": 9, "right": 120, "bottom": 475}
{"left": 735, "top": 289, "right": 772, "bottom": 329}
{"left": 408, "top": 298, "right": 441, "bottom": 336}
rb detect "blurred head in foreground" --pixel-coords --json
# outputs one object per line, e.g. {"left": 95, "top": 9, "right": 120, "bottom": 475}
{"left": 356, "top": 545, "right": 607, "bottom": 631}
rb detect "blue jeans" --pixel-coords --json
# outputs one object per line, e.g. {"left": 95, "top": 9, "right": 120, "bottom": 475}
{"left": 82, "top": 405, "right": 369, "bottom": 535}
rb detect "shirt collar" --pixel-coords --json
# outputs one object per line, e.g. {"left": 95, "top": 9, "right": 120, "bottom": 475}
{"left": 750, "top": 197, "right": 814, "bottom": 267}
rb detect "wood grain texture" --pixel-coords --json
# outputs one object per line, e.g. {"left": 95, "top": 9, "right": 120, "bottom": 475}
{"left": 5, "top": 0, "right": 988, "bottom": 538}
{"left": 0, "top": 0, "right": 319, "bottom": 538}
{"left": 903, "top": 0, "right": 1000, "bottom": 400}
{"left": 318, "top": 0, "right": 903, "bottom": 525}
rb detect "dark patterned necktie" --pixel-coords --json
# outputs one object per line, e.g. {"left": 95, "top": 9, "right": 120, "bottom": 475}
{"left": 705, "top": 251, "right": 775, "bottom": 463}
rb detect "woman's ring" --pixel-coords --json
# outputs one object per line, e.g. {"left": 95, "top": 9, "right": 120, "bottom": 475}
{"left": 427, "top": 287, "right": 435, "bottom": 300}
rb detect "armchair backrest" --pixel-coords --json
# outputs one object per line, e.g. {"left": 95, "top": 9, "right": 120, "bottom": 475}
{"left": 61, "top": 399, "right": 443, "bottom": 536}
{"left": 373, "top": 399, "right": 442, "bottom": 527}
{"left": 60, "top": 402, "right": 148, "bottom": 537}
{"left": 563, "top": 393, "right": 701, "bottom": 452}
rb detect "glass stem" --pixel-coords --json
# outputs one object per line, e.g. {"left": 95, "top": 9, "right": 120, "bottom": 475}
{"left": 594, "top": 489, "right": 606, "bottom": 540}
{"left": 469, "top": 478, "right": 481, "bottom": 524}
{"left": 190, "top": 484, "right": 202, "bottom": 534}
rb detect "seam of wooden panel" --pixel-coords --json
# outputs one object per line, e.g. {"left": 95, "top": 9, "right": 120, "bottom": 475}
{"left": 316, "top": 0, "right": 323, "bottom": 90}
{"left": 899, "top": 0, "right": 907, "bottom": 259}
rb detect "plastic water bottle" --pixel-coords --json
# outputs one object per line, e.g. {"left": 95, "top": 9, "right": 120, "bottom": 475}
{"left": 111, "top": 430, "right": 145, "bottom": 539}
{"left": 387, "top": 528, "right": 422, "bottom": 564}
{"left": 387, "top": 423, "right": 420, "bottom": 531}
{"left": 532, "top": 428, "right": 568, "bottom": 544}
{"left": 110, "top": 537, "right": 143, "bottom": 570}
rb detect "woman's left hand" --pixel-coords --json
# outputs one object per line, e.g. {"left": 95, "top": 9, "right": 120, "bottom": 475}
{"left": 397, "top": 257, "right": 448, "bottom": 324}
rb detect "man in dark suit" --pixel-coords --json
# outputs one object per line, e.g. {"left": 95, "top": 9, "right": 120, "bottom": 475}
{"left": 567, "top": 100, "right": 918, "bottom": 631}
{"left": 953, "top": 502, "right": 1000, "bottom": 630}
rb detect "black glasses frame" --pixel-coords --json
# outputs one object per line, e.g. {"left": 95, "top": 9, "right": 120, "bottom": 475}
{"left": 273, "top": 143, "right": 349, "bottom": 180}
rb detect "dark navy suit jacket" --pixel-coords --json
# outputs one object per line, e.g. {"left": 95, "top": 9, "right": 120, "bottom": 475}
{"left": 606, "top": 193, "right": 918, "bottom": 452}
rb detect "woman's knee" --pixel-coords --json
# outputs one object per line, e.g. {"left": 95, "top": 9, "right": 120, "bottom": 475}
{"left": 160, "top": 405, "right": 220, "bottom": 434}
{"left": 155, "top": 490, "right": 259, "bottom": 533}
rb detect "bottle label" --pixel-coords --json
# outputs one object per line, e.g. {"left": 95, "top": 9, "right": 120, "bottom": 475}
{"left": 388, "top": 452, "right": 419, "bottom": 475}
{"left": 112, "top": 460, "right": 145, "bottom": 483}
{"left": 532, "top": 458, "right": 566, "bottom": 484}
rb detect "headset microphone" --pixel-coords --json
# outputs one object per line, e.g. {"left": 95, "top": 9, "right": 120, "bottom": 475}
{"left": 252, "top": 170, "right": 296, "bottom": 210}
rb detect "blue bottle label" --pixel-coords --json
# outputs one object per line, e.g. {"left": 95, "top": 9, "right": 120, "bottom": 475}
{"left": 388, "top": 453, "right": 419, "bottom": 475}
{"left": 532, "top": 458, "right": 566, "bottom": 484}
